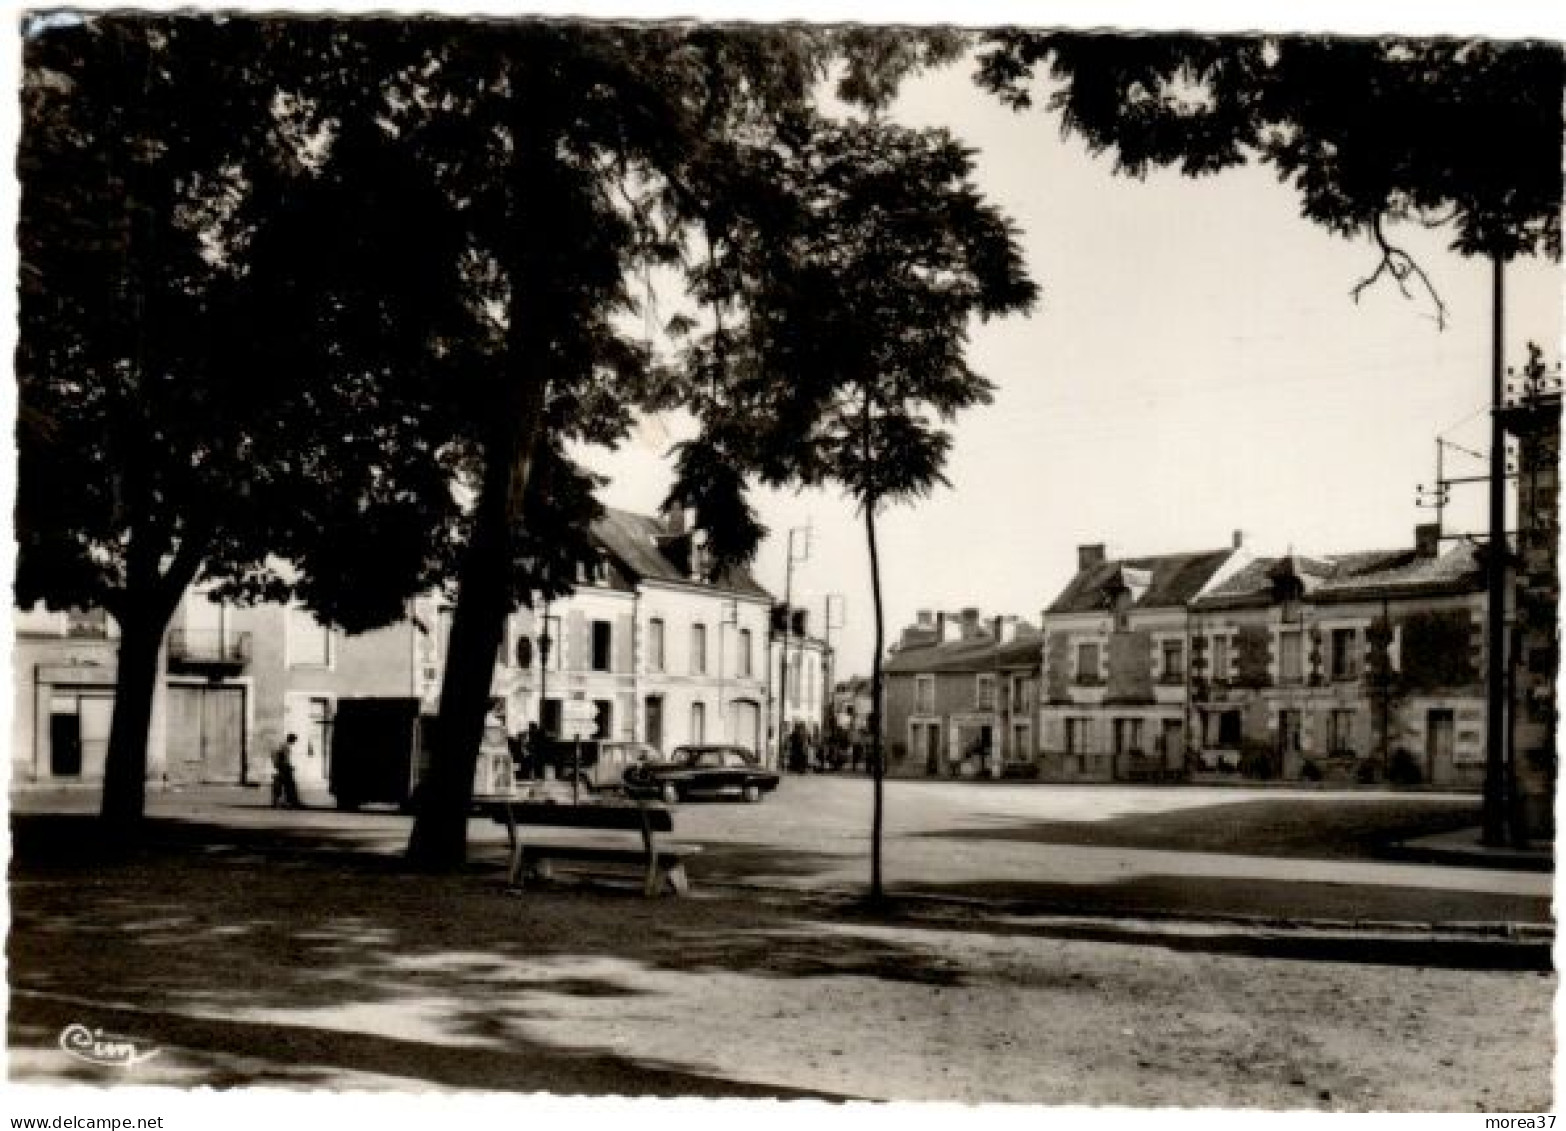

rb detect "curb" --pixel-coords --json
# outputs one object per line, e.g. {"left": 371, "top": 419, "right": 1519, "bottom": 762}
{"left": 1382, "top": 843, "right": 1554, "bottom": 874}
{"left": 697, "top": 878, "right": 1557, "bottom": 943}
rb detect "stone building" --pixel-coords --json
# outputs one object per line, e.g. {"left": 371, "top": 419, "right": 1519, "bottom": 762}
{"left": 12, "top": 606, "right": 128, "bottom": 786}
{"left": 769, "top": 604, "right": 830, "bottom": 761}
{"left": 832, "top": 676, "right": 874, "bottom": 744}
{"left": 1188, "top": 529, "right": 1488, "bottom": 786}
{"left": 881, "top": 609, "right": 1041, "bottom": 778}
{"left": 1038, "top": 542, "right": 1246, "bottom": 781}
{"left": 492, "top": 507, "right": 775, "bottom": 756}
{"left": 11, "top": 505, "right": 821, "bottom": 788}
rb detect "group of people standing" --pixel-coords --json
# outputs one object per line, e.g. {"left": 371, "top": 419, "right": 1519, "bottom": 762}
{"left": 784, "top": 725, "right": 871, "bottom": 774}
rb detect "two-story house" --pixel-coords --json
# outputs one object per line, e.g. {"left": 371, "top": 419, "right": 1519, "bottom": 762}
{"left": 881, "top": 609, "right": 1042, "bottom": 778}
{"left": 1188, "top": 527, "right": 1488, "bottom": 785}
{"left": 1039, "top": 540, "right": 1247, "bottom": 781}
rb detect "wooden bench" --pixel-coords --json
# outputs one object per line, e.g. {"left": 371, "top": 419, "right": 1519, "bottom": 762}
{"left": 481, "top": 799, "right": 700, "bottom": 897}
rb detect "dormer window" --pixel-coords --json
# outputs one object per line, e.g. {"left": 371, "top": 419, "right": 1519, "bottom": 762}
{"left": 688, "top": 531, "right": 710, "bottom": 581}
{"left": 577, "top": 555, "right": 610, "bottom": 587}
{"left": 1113, "top": 592, "right": 1132, "bottom": 631}
{"left": 1268, "top": 557, "right": 1307, "bottom": 623}
{"left": 1100, "top": 565, "right": 1147, "bottom": 629}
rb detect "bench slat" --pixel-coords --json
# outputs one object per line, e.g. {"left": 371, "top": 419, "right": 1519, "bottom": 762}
{"left": 483, "top": 801, "right": 674, "bottom": 833}
{"left": 517, "top": 844, "right": 701, "bottom": 863}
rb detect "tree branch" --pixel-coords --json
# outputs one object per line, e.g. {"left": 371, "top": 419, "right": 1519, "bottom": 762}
{"left": 1350, "top": 213, "right": 1449, "bottom": 330}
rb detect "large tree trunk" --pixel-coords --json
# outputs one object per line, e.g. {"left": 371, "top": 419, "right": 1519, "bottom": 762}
{"left": 865, "top": 498, "right": 887, "bottom": 904}
{"left": 405, "top": 387, "right": 544, "bottom": 870}
{"left": 406, "top": 77, "right": 555, "bottom": 871}
{"left": 99, "top": 603, "right": 174, "bottom": 836}
{"left": 98, "top": 525, "right": 202, "bottom": 837}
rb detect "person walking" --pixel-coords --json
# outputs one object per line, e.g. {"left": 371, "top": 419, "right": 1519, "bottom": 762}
{"left": 271, "top": 733, "right": 303, "bottom": 809}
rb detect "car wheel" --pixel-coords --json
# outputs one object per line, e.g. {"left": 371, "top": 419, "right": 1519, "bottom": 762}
{"left": 661, "top": 782, "right": 681, "bottom": 805}
{"left": 742, "top": 783, "right": 762, "bottom": 803}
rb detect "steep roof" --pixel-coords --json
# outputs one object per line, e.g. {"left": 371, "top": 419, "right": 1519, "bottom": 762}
{"left": 1045, "top": 549, "right": 1234, "bottom": 615}
{"left": 1194, "top": 544, "right": 1482, "bottom": 609}
{"left": 1313, "top": 543, "right": 1483, "bottom": 602}
{"left": 591, "top": 508, "right": 772, "bottom": 601}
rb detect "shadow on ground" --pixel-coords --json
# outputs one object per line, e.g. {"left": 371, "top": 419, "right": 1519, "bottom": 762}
{"left": 912, "top": 797, "right": 1485, "bottom": 861}
{"left": 8, "top": 814, "right": 970, "bottom": 1094}
{"left": 879, "top": 874, "right": 1552, "bottom": 940}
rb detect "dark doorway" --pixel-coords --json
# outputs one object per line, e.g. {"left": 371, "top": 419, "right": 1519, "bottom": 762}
{"left": 49, "top": 713, "right": 82, "bottom": 777}
{"left": 541, "top": 698, "right": 562, "bottom": 739}
{"left": 644, "top": 696, "right": 664, "bottom": 751}
{"left": 1218, "top": 710, "right": 1243, "bottom": 746}
{"left": 1427, "top": 708, "right": 1456, "bottom": 783}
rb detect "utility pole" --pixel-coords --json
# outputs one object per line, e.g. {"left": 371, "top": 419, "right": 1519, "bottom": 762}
{"left": 1482, "top": 252, "right": 1507, "bottom": 846}
{"left": 823, "top": 593, "right": 844, "bottom": 741}
{"left": 1418, "top": 437, "right": 1488, "bottom": 537}
{"left": 538, "top": 603, "right": 555, "bottom": 738}
{"left": 716, "top": 599, "right": 736, "bottom": 744}
{"left": 774, "top": 524, "right": 810, "bottom": 769}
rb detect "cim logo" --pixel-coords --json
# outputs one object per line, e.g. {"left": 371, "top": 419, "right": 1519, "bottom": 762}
{"left": 59, "top": 1023, "right": 160, "bottom": 1068}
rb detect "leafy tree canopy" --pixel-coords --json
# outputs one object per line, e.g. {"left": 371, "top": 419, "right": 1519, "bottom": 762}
{"left": 975, "top": 32, "right": 1563, "bottom": 318}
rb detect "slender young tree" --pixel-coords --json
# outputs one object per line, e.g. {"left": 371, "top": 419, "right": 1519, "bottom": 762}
{"left": 671, "top": 118, "right": 1037, "bottom": 902}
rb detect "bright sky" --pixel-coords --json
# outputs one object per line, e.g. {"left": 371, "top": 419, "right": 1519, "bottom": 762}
{"left": 584, "top": 34, "right": 1564, "bottom": 680}
{"left": 6, "top": 3, "right": 1553, "bottom": 686}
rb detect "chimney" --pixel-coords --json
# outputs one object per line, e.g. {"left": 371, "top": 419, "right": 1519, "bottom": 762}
{"left": 1078, "top": 544, "right": 1106, "bottom": 571}
{"left": 1233, "top": 529, "right": 1245, "bottom": 549}
{"left": 1415, "top": 523, "right": 1441, "bottom": 558}
{"left": 960, "top": 608, "right": 982, "bottom": 640}
{"left": 917, "top": 610, "right": 935, "bottom": 628}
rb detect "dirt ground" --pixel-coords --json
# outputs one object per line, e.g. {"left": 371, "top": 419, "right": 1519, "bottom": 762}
{"left": 6, "top": 820, "right": 1554, "bottom": 1110}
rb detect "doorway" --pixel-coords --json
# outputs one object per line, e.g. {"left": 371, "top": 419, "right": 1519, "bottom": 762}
{"left": 1426, "top": 708, "right": 1456, "bottom": 784}
{"left": 167, "top": 685, "right": 247, "bottom": 784}
{"left": 728, "top": 699, "right": 760, "bottom": 752}
{"left": 47, "top": 692, "right": 113, "bottom": 780}
{"left": 644, "top": 696, "right": 664, "bottom": 752}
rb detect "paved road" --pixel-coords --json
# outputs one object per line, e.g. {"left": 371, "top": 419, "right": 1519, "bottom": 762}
{"left": 15, "top": 776, "right": 1549, "bottom": 926}
{"left": 659, "top": 776, "right": 1553, "bottom": 925}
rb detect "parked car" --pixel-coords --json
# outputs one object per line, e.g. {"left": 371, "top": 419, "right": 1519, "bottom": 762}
{"left": 623, "top": 745, "right": 780, "bottom": 803}
{"left": 531, "top": 738, "right": 660, "bottom": 791}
